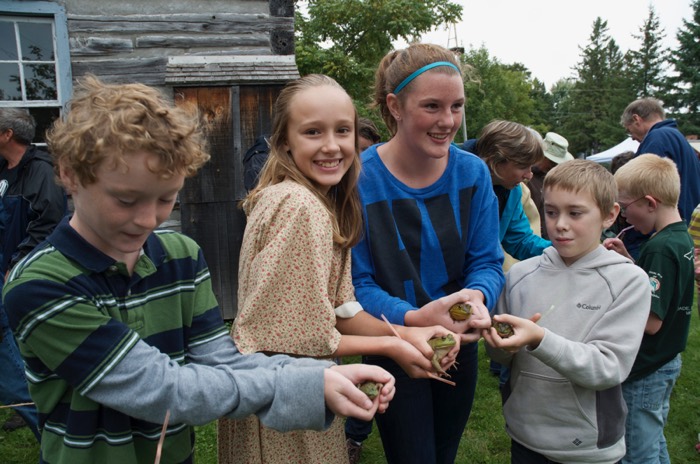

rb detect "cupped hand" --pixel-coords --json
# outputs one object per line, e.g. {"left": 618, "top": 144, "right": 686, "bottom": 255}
{"left": 397, "top": 325, "right": 460, "bottom": 361}
{"left": 458, "top": 297, "right": 491, "bottom": 344}
{"left": 482, "top": 313, "right": 544, "bottom": 353}
{"left": 325, "top": 364, "right": 396, "bottom": 419}
{"left": 388, "top": 336, "right": 455, "bottom": 379}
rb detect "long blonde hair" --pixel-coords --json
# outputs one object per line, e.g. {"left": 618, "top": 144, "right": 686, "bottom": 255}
{"left": 243, "top": 74, "right": 363, "bottom": 248}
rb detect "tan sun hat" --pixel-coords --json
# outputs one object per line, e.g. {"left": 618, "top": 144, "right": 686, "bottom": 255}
{"left": 543, "top": 132, "right": 574, "bottom": 164}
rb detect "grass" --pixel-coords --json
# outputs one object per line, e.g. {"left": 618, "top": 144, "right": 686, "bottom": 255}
{"left": 2, "top": 308, "right": 699, "bottom": 463}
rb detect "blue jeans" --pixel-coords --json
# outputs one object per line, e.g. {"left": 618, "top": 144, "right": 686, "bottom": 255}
{"left": 621, "top": 354, "right": 681, "bottom": 464}
{"left": 0, "top": 298, "right": 40, "bottom": 441}
{"left": 366, "top": 342, "right": 479, "bottom": 464}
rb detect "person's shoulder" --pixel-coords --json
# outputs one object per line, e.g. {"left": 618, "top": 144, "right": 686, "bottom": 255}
{"left": 5, "top": 241, "right": 74, "bottom": 288}
{"left": 255, "top": 181, "right": 328, "bottom": 221}
{"left": 20, "top": 146, "right": 54, "bottom": 172}
{"left": 263, "top": 180, "right": 317, "bottom": 203}
{"left": 153, "top": 229, "right": 202, "bottom": 257}
{"left": 360, "top": 145, "right": 381, "bottom": 165}
{"left": 450, "top": 145, "right": 492, "bottom": 183}
{"left": 506, "top": 253, "right": 544, "bottom": 282}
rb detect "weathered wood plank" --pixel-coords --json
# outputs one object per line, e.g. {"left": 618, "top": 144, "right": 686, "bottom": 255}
{"left": 69, "top": 37, "right": 134, "bottom": 56}
{"left": 176, "top": 87, "right": 235, "bottom": 204}
{"left": 71, "top": 57, "right": 167, "bottom": 85}
{"left": 180, "top": 201, "right": 245, "bottom": 319}
{"left": 135, "top": 34, "right": 268, "bottom": 49}
{"left": 68, "top": 13, "right": 293, "bottom": 34}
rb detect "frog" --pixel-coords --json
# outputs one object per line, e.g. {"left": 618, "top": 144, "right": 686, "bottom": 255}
{"left": 448, "top": 302, "right": 472, "bottom": 322}
{"left": 492, "top": 320, "right": 514, "bottom": 339}
{"left": 428, "top": 333, "right": 457, "bottom": 376}
{"left": 357, "top": 381, "right": 382, "bottom": 400}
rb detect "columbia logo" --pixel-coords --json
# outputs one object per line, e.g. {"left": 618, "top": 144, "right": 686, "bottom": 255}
{"left": 576, "top": 303, "right": 601, "bottom": 311}
{"left": 572, "top": 438, "right": 582, "bottom": 446}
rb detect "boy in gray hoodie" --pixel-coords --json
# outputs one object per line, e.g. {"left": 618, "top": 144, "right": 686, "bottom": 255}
{"left": 484, "top": 160, "right": 651, "bottom": 464}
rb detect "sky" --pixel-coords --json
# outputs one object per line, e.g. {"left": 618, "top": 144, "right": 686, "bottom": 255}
{"left": 395, "top": 0, "right": 694, "bottom": 89}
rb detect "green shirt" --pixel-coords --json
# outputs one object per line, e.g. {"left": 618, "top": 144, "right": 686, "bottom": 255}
{"left": 629, "top": 221, "right": 694, "bottom": 380}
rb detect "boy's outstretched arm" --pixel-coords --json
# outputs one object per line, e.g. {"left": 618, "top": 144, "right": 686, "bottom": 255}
{"left": 324, "top": 364, "right": 395, "bottom": 420}
{"left": 86, "top": 335, "right": 393, "bottom": 431}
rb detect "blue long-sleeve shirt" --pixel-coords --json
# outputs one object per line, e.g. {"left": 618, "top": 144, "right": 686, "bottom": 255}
{"left": 636, "top": 119, "right": 700, "bottom": 224}
{"left": 352, "top": 145, "right": 505, "bottom": 325}
{"left": 499, "top": 184, "right": 551, "bottom": 260}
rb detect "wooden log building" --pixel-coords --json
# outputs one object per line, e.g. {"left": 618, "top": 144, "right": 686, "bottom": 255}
{"left": 0, "top": 0, "right": 300, "bottom": 319}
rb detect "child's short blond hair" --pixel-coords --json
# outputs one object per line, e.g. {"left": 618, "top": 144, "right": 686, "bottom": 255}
{"left": 613, "top": 154, "right": 680, "bottom": 207}
{"left": 47, "top": 75, "right": 210, "bottom": 186}
{"left": 544, "top": 159, "right": 617, "bottom": 216}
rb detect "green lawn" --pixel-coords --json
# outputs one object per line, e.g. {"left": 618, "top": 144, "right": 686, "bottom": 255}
{"left": 2, "top": 311, "right": 699, "bottom": 463}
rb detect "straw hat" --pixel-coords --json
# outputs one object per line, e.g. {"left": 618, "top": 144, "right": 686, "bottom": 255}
{"left": 543, "top": 132, "right": 574, "bottom": 164}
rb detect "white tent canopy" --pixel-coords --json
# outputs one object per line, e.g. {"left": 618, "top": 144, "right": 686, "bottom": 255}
{"left": 587, "top": 138, "right": 640, "bottom": 164}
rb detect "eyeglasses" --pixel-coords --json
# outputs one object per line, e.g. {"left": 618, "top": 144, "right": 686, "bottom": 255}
{"left": 618, "top": 196, "right": 646, "bottom": 215}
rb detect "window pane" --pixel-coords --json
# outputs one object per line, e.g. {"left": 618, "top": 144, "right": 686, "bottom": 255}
{"left": 0, "top": 63, "right": 22, "bottom": 100}
{"left": 24, "top": 63, "right": 57, "bottom": 101}
{"left": 0, "top": 21, "right": 18, "bottom": 60}
{"left": 18, "top": 22, "right": 54, "bottom": 61}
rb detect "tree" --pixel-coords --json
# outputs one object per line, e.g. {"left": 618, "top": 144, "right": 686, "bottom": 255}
{"left": 295, "top": 0, "right": 462, "bottom": 102}
{"left": 627, "top": 5, "right": 669, "bottom": 98}
{"left": 529, "top": 77, "right": 555, "bottom": 135}
{"left": 461, "top": 46, "right": 536, "bottom": 140}
{"left": 561, "top": 18, "right": 633, "bottom": 155}
{"left": 667, "top": 0, "right": 700, "bottom": 134}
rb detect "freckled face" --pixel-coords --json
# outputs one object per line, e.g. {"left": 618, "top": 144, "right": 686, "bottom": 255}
{"left": 392, "top": 72, "right": 465, "bottom": 160}
{"left": 62, "top": 151, "right": 183, "bottom": 268}
{"left": 283, "top": 85, "right": 357, "bottom": 194}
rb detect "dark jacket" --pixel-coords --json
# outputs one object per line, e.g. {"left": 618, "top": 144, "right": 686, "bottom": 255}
{"left": 637, "top": 119, "right": 700, "bottom": 224}
{"left": 0, "top": 145, "right": 66, "bottom": 274}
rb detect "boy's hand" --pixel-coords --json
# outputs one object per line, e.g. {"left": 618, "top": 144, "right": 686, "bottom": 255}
{"left": 459, "top": 298, "right": 492, "bottom": 344}
{"left": 483, "top": 314, "right": 545, "bottom": 353}
{"left": 324, "top": 364, "right": 395, "bottom": 420}
{"left": 603, "top": 237, "right": 633, "bottom": 261}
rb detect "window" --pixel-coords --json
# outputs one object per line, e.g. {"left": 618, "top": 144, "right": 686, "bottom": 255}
{"left": 0, "top": 1, "right": 71, "bottom": 143}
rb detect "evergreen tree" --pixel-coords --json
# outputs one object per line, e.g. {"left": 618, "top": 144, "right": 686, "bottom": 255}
{"left": 668, "top": 0, "right": 700, "bottom": 134}
{"left": 562, "top": 18, "right": 632, "bottom": 155}
{"left": 627, "top": 5, "right": 669, "bottom": 98}
{"left": 461, "top": 46, "right": 535, "bottom": 140}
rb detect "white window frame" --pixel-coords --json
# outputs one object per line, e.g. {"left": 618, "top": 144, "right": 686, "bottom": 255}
{"left": 0, "top": 1, "right": 71, "bottom": 108}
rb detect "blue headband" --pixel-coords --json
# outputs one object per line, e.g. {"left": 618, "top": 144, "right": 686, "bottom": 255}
{"left": 393, "top": 61, "right": 461, "bottom": 94}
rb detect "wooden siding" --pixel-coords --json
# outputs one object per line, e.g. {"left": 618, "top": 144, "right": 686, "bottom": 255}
{"left": 67, "top": 7, "right": 295, "bottom": 87}
{"left": 166, "top": 56, "right": 299, "bottom": 86}
{"left": 176, "top": 85, "right": 283, "bottom": 319}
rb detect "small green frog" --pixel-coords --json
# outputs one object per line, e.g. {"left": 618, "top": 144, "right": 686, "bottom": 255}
{"left": 357, "top": 381, "right": 382, "bottom": 400}
{"left": 492, "top": 320, "right": 514, "bottom": 338}
{"left": 428, "top": 333, "right": 457, "bottom": 376}
{"left": 448, "top": 302, "right": 472, "bottom": 321}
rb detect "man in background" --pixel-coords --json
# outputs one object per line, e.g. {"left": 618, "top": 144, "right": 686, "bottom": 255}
{"left": 621, "top": 97, "right": 700, "bottom": 224}
{"left": 0, "top": 108, "right": 66, "bottom": 439}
